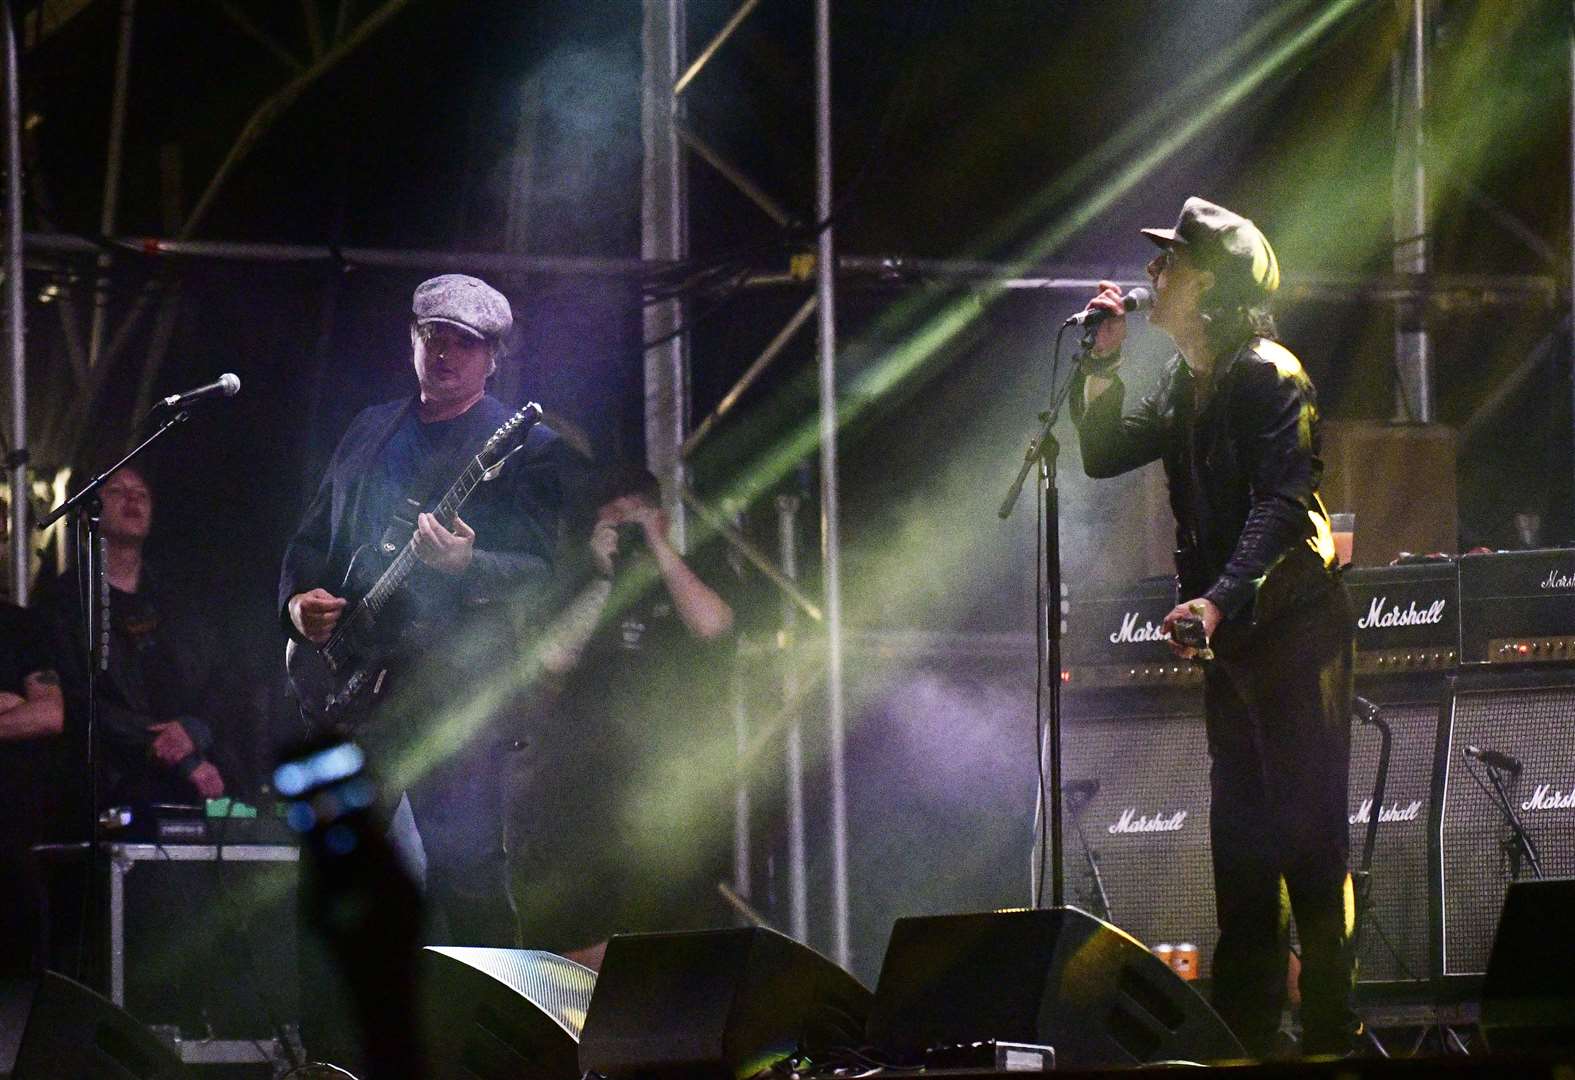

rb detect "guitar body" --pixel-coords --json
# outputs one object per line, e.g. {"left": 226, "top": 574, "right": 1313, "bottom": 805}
{"left": 285, "top": 401, "right": 545, "bottom": 729}
{"left": 286, "top": 543, "right": 402, "bottom": 728}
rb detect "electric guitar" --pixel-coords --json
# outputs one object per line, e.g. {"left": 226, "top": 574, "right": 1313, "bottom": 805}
{"left": 285, "top": 402, "right": 543, "bottom": 726}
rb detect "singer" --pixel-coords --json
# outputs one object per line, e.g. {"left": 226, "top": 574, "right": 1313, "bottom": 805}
{"left": 1069, "top": 197, "right": 1358, "bottom": 1057}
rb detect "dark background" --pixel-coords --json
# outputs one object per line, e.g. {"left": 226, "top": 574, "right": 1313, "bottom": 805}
{"left": 9, "top": 0, "right": 1572, "bottom": 980}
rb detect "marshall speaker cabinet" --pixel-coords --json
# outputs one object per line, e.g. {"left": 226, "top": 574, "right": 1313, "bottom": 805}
{"left": 1431, "top": 668, "right": 1575, "bottom": 977}
{"left": 1344, "top": 562, "right": 1458, "bottom": 985}
{"left": 1433, "top": 549, "right": 1575, "bottom": 978}
{"left": 1062, "top": 579, "right": 1216, "bottom": 977}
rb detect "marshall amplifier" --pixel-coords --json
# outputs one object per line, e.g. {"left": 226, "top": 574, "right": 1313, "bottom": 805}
{"left": 1343, "top": 562, "right": 1458, "bottom": 985}
{"left": 1344, "top": 561, "right": 1459, "bottom": 676}
{"left": 1459, "top": 548, "right": 1575, "bottom": 665}
{"left": 1059, "top": 690, "right": 1216, "bottom": 977}
{"left": 1063, "top": 577, "right": 1202, "bottom": 692}
{"left": 1431, "top": 668, "right": 1575, "bottom": 978}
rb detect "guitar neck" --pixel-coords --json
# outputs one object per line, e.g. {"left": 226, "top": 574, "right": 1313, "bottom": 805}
{"left": 363, "top": 456, "right": 485, "bottom": 614}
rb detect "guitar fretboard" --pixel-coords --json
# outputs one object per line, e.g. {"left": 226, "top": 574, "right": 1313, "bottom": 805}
{"left": 363, "top": 455, "right": 485, "bottom": 616}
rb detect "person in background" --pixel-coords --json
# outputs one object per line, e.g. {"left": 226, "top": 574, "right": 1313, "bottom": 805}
{"left": 34, "top": 463, "right": 230, "bottom": 818}
{"left": 0, "top": 511, "right": 65, "bottom": 975}
{"left": 514, "top": 465, "right": 736, "bottom": 970}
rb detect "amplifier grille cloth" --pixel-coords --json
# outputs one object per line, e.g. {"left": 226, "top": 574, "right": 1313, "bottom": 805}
{"left": 1440, "top": 683, "right": 1575, "bottom": 976}
{"left": 1346, "top": 698, "right": 1438, "bottom": 984}
{"left": 1061, "top": 704, "right": 1217, "bottom": 977}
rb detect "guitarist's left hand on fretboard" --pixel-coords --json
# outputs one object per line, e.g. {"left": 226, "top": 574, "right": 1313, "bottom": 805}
{"left": 413, "top": 511, "right": 476, "bottom": 575}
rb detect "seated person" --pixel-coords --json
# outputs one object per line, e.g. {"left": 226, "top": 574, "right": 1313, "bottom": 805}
{"left": 33, "top": 464, "right": 230, "bottom": 824}
{"left": 513, "top": 466, "right": 737, "bottom": 969}
{"left": 0, "top": 520, "right": 65, "bottom": 975}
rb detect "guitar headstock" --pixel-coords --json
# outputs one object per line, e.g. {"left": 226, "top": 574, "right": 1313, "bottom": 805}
{"left": 478, "top": 401, "right": 544, "bottom": 478}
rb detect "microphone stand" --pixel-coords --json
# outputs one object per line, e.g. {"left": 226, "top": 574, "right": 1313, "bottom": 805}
{"left": 36, "top": 408, "right": 191, "bottom": 981}
{"left": 1068, "top": 791, "right": 1111, "bottom": 920}
{"left": 1479, "top": 760, "right": 1543, "bottom": 881}
{"left": 1000, "top": 325, "right": 1084, "bottom": 908}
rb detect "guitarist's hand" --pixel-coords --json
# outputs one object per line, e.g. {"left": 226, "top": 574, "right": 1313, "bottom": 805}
{"left": 414, "top": 512, "right": 475, "bottom": 575}
{"left": 290, "top": 588, "right": 348, "bottom": 645}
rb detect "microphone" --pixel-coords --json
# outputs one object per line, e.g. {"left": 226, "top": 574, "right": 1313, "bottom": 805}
{"left": 158, "top": 373, "right": 240, "bottom": 410}
{"left": 1065, "top": 287, "right": 1153, "bottom": 327}
{"left": 1065, "top": 778, "right": 1100, "bottom": 801}
{"left": 1464, "top": 744, "right": 1522, "bottom": 774}
{"left": 1353, "top": 695, "right": 1381, "bottom": 724}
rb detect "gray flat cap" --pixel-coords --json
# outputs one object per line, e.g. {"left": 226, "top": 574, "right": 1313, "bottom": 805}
{"left": 412, "top": 274, "right": 513, "bottom": 340}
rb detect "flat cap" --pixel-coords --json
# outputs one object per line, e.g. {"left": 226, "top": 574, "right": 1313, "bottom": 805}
{"left": 1141, "top": 196, "right": 1280, "bottom": 298}
{"left": 412, "top": 274, "right": 513, "bottom": 341}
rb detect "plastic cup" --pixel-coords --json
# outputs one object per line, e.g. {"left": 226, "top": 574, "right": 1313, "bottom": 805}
{"left": 1330, "top": 511, "right": 1355, "bottom": 567}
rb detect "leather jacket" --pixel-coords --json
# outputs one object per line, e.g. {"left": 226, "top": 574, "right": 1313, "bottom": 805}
{"left": 1071, "top": 335, "right": 1338, "bottom": 628}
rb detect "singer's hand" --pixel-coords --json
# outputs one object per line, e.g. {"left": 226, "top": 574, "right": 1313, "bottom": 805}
{"left": 1082, "top": 280, "right": 1128, "bottom": 359}
{"left": 1161, "top": 597, "right": 1222, "bottom": 659}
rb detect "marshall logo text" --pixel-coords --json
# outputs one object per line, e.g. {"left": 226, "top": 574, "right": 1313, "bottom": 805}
{"left": 1108, "top": 808, "right": 1189, "bottom": 834}
{"left": 1349, "top": 798, "right": 1423, "bottom": 825}
{"left": 1110, "top": 611, "right": 1168, "bottom": 645}
{"left": 1541, "top": 569, "right": 1575, "bottom": 591}
{"left": 1522, "top": 785, "right": 1575, "bottom": 812}
{"left": 1357, "top": 596, "right": 1447, "bottom": 631}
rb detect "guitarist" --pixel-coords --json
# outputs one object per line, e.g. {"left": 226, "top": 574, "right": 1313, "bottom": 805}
{"left": 278, "top": 274, "right": 566, "bottom": 948}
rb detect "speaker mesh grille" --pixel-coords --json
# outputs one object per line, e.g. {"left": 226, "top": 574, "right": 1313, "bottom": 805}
{"left": 1061, "top": 700, "right": 1218, "bottom": 977}
{"left": 1347, "top": 696, "right": 1440, "bottom": 984}
{"left": 424, "top": 947, "right": 595, "bottom": 1039}
{"left": 1439, "top": 680, "right": 1575, "bottom": 976}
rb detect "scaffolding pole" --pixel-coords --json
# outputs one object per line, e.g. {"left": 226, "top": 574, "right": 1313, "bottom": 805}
{"left": 1392, "top": 0, "right": 1433, "bottom": 421}
{"left": 641, "top": 0, "right": 690, "bottom": 552}
{"left": 5, "top": 0, "right": 27, "bottom": 603}
{"left": 814, "top": 0, "right": 851, "bottom": 971}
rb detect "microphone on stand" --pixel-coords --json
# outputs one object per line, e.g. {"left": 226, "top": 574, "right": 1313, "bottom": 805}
{"left": 158, "top": 373, "right": 241, "bottom": 410}
{"left": 1064, "top": 287, "right": 1153, "bottom": 327}
{"left": 1464, "top": 744, "right": 1523, "bottom": 774}
{"left": 1353, "top": 695, "right": 1382, "bottom": 724}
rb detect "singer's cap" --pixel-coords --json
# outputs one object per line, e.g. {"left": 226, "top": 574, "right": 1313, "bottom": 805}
{"left": 1141, "top": 196, "right": 1280, "bottom": 299}
{"left": 412, "top": 274, "right": 513, "bottom": 341}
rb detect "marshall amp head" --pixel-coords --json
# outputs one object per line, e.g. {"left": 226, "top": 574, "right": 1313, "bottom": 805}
{"left": 1344, "top": 561, "right": 1459, "bottom": 676}
{"left": 1062, "top": 577, "right": 1202, "bottom": 690}
{"left": 1459, "top": 548, "right": 1575, "bottom": 665}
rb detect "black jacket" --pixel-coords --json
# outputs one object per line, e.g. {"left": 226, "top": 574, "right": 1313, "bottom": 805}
{"left": 1072, "top": 335, "right": 1338, "bottom": 626}
{"left": 280, "top": 398, "right": 570, "bottom": 661}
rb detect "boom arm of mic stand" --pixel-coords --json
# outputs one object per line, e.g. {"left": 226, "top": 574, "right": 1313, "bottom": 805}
{"left": 998, "top": 360, "right": 1082, "bottom": 520}
{"left": 1485, "top": 765, "right": 1544, "bottom": 880}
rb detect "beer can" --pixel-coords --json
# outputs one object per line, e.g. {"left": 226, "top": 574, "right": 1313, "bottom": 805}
{"left": 1171, "top": 942, "right": 1199, "bottom": 981}
{"left": 1151, "top": 943, "right": 1174, "bottom": 968}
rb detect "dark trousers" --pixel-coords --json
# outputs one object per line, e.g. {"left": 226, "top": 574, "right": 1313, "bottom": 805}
{"left": 1205, "top": 581, "right": 1358, "bottom": 1057}
{"left": 401, "top": 729, "right": 520, "bottom": 947}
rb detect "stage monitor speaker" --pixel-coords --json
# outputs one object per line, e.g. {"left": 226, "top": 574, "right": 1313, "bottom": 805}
{"left": 866, "top": 908, "right": 1243, "bottom": 1067}
{"left": 1059, "top": 691, "right": 1218, "bottom": 976}
{"left": 577, "top": 926, "right": 871, "bottom": 1079}
{"left": 13, "top": 969, "right": 189, "bottom": 1079}
{"left": 1432, "top": 669, "right": 1575, "bottom": 977}
{"left": 1481, "top": 878, "right": 1575, "bottom": 1054}
{"left": 418, "top": 947, "right": 594, "bottom": 1080}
